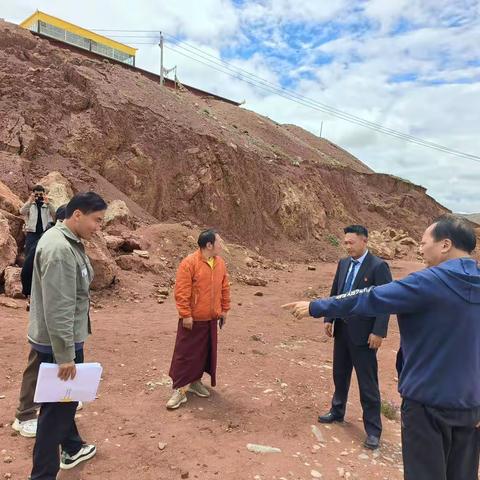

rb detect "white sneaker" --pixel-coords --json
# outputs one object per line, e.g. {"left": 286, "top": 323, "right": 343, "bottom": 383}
{"left": 166, "top": 389, "right": 187, "bottom": 409}
{"left": 188, "top": 380, "right": 210, "bottom": 398}
{"left": 60, "top": 444, "right": 96, "bottom": 470}
{"left": 77, "top": 401, "right": 83, "bottom": 411}
{"left": 12, "top": 418, "right": 37, "bottom": 438}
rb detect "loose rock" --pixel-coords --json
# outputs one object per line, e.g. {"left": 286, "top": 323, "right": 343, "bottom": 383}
{"left": 4, "top": 266, "right": 23, "bottom": 299}
{"left": 246, "top": 443, "right": 281, "bottom": 454}
{"left": 311, "top": 425, "right": 325, "bottom": 443}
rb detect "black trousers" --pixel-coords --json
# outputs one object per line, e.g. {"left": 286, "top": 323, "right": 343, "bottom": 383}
{"left": 24, "top": 232, "right": 42, "bottom": 257}
{"left": 330, "top": 319, "right": 382, "bottom": 438}
{"left": 30, "top": 349, "right": 85, "bottom": 480}
{"left": 401, "top": 398, "right": 480, "bottom": 480}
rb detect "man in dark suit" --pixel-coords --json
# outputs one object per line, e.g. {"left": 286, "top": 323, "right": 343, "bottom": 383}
{"left": 319, "top": 225, "right": 392, "bottom": 450}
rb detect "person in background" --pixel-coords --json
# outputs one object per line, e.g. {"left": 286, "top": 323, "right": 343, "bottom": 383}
{"left": 21, "top": 205, "right": 67, "bottom": 300}
{"left": 12, "top": 204, "right": 68, "bottom": 439}
{"left": 20, "top": 185, "right": 55, "bottom": 256}
{"left": 167, "top": 229, "right": 231, "bottom": 410}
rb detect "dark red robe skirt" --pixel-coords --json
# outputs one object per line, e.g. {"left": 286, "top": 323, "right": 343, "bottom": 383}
{"left": 169, "top": 319, "right": 218, "bottom": 389}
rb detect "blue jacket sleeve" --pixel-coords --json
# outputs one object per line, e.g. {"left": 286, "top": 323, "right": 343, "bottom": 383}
{"left": 371, "top": 260, "right": 393, "bottom": 337}
{"left": 325, "top": 261, "right": 341, "bottom": 323}
{"left": 309, "top": 270, "right": 431, "bottom": 319}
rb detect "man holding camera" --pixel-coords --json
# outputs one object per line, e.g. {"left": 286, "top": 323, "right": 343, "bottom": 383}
{"left": 20, "top": 185, "right": 56, "bottom": 256}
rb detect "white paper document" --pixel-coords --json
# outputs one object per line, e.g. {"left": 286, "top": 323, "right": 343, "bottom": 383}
{"left": 34, "top": 362, "right": 103, "bottom": 403}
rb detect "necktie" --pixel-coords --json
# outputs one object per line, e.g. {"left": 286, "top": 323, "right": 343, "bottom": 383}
{"left": 35, "top": 202, "right": 44, "bottom": 234}
{"left": 343, "top": 259, "right": 360, "bottom": 293}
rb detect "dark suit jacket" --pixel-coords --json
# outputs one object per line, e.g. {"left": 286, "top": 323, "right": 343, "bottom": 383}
{"left": 325, "top": 251, "right": 393, "bottom": 345}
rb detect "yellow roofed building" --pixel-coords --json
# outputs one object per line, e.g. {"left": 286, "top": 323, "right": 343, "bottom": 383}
{"left": 20, "top": 11, "right": 137, "bottom": 65}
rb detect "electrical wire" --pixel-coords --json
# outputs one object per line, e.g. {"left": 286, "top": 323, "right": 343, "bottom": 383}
{"left": 90, "top": 29, "right": 480, "bottom": 162}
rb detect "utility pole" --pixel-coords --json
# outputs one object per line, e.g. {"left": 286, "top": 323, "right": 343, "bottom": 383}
{"left": 319, "top": 120, "right": 324, "bottom": 138}
{"left": 159, "top": 31, "right": 164, "bottom": 86}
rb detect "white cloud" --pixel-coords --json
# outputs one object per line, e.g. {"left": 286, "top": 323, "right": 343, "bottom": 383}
{"left": 147, "top": 1, "right": 240, "bottom": 44}
{"left": 363, "top": 0, "right": 479, "bottom": 32}
{"left": 363, "top": 0, "right": 411, "bottom": 33}
{"left": 3, "top": 0, "right": 240, "bottom": 43}
{"left": 240, "top": 0, "right": 349, "bottom": 24}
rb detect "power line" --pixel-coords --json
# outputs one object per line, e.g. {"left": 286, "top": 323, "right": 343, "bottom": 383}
{"left": 91, "top": 29, "right": 480, "bottom": 163}
{"left": 165, "top": 44, "right": 480, "bottom": 162}
{"left": 164, "top": 37, "right": 480, "bottom": 161}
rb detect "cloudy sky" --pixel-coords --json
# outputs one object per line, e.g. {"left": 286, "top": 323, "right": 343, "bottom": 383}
{"left": 4, "top": 0, "right": 480, "bottom": 212}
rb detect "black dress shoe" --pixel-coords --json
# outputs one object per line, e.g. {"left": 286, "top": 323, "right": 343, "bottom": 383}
{"left": 318, "top": 412, "right": 344, "bottom": 424}
{"left": 364, "top": 435, "right": 380, "bottom": 450}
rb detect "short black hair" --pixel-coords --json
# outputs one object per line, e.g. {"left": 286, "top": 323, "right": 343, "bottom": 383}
{"left": 65, "top": 192, "right": 107, "bottom": 219}
{"left": 431, "top": 214, "right": 476, "bottom": 253}
{"left": 33, "top": 184, "right": 45, "bottom": 192}
{"left": 344, "top": 224, "right": 368, "bottom": 237}
{"left": 55, "top": 204, "right": 67, "bottom": 221}
{"left": 198, "top": 229, "right": 217, "bottom": 249}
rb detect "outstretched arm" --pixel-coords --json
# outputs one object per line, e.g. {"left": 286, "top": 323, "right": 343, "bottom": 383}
{"left": 283, "top": 271, "right": 431, "bottom": 320}
{"left": 371, "top": 261, "right": 393, "bottom": 338}
{"left": 325, "top": 261, "right": 341, "bottom": 324}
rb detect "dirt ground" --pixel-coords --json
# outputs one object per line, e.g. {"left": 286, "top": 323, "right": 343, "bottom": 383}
{"left": 0, "top": 260, "right": 422, "bottom": 480}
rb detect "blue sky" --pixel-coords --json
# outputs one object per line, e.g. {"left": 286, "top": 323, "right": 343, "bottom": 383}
{"left": 4, "top": 0, "right": 480, "bottom": 212}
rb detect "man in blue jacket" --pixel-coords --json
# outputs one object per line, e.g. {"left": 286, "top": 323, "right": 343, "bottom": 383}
{"left": 283, "top": 215, "right": 480, "bottom": 480}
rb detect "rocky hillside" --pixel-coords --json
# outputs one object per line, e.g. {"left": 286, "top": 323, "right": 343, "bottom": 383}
{"left": 0, "top": 18, "right": 451, "bottom": 292}
{"left": 459, "top": 213, "right": 480, "bottom": 225}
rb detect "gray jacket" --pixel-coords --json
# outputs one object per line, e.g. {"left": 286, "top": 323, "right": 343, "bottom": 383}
{"left": 20, "top": 201, "right": 55, "bottom": 233}
{"left": 28, "top": 223, "right": 94, "bottom": 364}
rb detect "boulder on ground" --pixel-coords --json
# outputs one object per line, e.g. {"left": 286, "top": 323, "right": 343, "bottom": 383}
{"left": 244, "top": 256, "right": 256, "bottom": 267}
{"left": 115, "top": 254, "right": 163, "bottom": 275}
{"left": 399, "top": 236, "right": 418, "bottom": 247}
{"left": 133, "top": 249, "right": 150, "bottom": 259}
{"left": 369, "top": 229, "right": 418, "bottom": 260}
{"left": 0, "top": 210, "right": 24, "bottom": 248}
{"left": 0, "top": 180, "right": 23, "bottom": 215}
{"left": 116, "top": 254, "right": 145, "bottom": 272}
{"left": 0, "top": 295, "right": 20, "bottom": 309}
{"left": 242, "top": 276, "right": 268, "bottom": 287}
{"left": 120, "top": 232, "right": 143, "bottom": 252}
{"left": 104, "top": 234, "right": 125, "bottom": 251}
{"left": 4, "top": 266, "right": 23, "bottom": 298}
{"left": 0, "top": 214, "right": 18, "bottom": 276}
{"left": 39, "top": 171, "right": 73, "bottom": 209}
{"left": 85, "top": 234, "right": 118, "bottom": 290}
{"left": 104, "top": 200, "right": 132, "bottom": 227}
{"left": 369, "top": 241, "right": 395, "bottom": 260}
{"left": 394, "top": 245, "right": 409, "bottom": 258}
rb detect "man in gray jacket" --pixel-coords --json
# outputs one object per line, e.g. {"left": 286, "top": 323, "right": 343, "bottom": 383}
{"left": 13, "top": 204, "right": 68, "bottom": 439}
{"left": 29, "top": 191, "right": 107, "bottom": 480}
{"left": 20, "top": 185, "right": 56, "bottom": 256}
